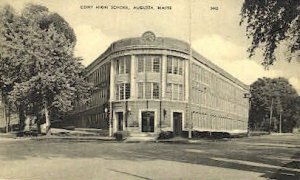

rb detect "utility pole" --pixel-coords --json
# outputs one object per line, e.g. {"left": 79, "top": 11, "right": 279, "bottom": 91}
{"left": 279, "top": 111, "right": 282, "bottom": 134}
{"left": 188, "top": 0, "right": 192, "bottom": 139}
{"left": 125, "top": 100, "right": 128, "bottom": 130}
{"left": 243, "top": 92, "right": 251, "bottom": 136}
{"left": 269, "top": 98, "right": 273, "bottom": 134}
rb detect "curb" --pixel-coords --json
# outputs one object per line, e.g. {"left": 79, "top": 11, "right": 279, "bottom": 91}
{"left": 33, "top": 136, "right": 116, "bottom": 142}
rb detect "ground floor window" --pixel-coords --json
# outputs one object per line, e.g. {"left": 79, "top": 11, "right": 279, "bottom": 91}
{"left": 141, "top": 111, "right": 155, "bottom": 132}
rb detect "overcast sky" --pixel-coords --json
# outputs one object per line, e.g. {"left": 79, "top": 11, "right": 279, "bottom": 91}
{"left": 1, "top": 0, "right": 300, "bottom": 93}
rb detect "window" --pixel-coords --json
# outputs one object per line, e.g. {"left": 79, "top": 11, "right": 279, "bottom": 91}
{"left": 167, "top": 56, "right": 184, "bottom": 75}
{"left": 138, "top": 57, "right": 144, "bottom": 72}
{"left": 116, "top": 85, "right": 119, "bottom": 100}
{"left": 137, "top": 55, "right": 161, "bottom": 73}
{"left": 125, "top": 56, "right": 130, "bottom": 73}
{"left": 138, "top": 82, "right": 160, "bottom": 99}
{"left": 167, "top": 57, "right": 172, "bottom": 73}
{"left": 173, "top": 84, "right": 179, "bottom": 100}
{"left": 116, "top": 83, "right": 130, "bottom": 100}
{"left": 138, "top": 83, "right": 144, "bottom": 99}
{"left": 179, "top": 84, "right": 183, "bottom": 100}
{"left": 145, "top": 83, "right": 152, "bottom": 99}
{"left": 173, "top": 59, "right": 178, "bottom": 74}
{"left": 125, "top": 84, "right": 130, "bottom": 99}
{"left": 153, "top": 57, "right": 160, "bottom": 72}
{"left": 166, "top": 83, "right": 184, "bottom": 101}
{"left": 120, "top": 84, "right": 124, "bottom": 100}
{"left": 116, "top": 56, "right": 130, "bottom": 74}
{"left": 145, "top": 57, "right": 152, "bottom": 72}
{"left": 178, "top": 60, "right": 183, "bottom": 75}
{"left": 153, "top": 83, "right": 159, "bottom": 99}
{"left": 166, "top": 83, "right": 172, "bottom": 99}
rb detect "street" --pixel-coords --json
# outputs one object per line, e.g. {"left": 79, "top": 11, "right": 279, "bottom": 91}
{"left": 0, "top": 134, "right": 299, "bottom": 180}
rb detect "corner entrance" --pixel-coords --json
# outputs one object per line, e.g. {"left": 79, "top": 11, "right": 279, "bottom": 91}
{"left": 141, "top": 111, "right": 154, "bottom": 132}
{"left": 173, "top": 112, "right": 182, "bottom": 136}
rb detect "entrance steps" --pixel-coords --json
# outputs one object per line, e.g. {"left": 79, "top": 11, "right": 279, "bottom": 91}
{"left": 125, "top": 132, "right": 158, "bottom": 142}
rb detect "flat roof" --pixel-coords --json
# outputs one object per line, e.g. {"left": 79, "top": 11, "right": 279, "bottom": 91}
{"left": 86, "top": 32, "right": 249, "bottom": 90}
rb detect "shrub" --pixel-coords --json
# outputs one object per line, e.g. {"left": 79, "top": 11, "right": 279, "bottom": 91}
{"left": 113, "top": 131, "right": 130, "bottom": 141}
{"left": 157, "top": 131, "right": 174, "bottom": 139}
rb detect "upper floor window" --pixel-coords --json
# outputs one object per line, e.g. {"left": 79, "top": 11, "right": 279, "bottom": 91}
{"left": 116, "top": 56, "right": 130, "bottom": 74}
{"left": 152, "top": 83, "right": 160, "bottom": 99}
{"left": 153, "top": 57, "right": 160, "bottom": 72}
{"left": 116, "top": 83, "right": 130, "bottom": 100}
{"left": 137, "top": 55, "right": 161, "bottom": 73}
{"left": 138, "top": 82, "right": 160, "bottom": 99}
{"left": 166, "top": 83, "right": 172, "bottom": 99}
{"left": 167, "top": 56, "right": 184, "bottom": 75}
{"left": 166, "top": 83, "right": 184, "bottom": 101}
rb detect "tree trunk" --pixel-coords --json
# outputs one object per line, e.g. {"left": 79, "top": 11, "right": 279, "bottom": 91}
{"left": 18, "top": 105, "right": 26, "bottom": 131}
{"left": 7, "top": 104, "right": 11, "bottom": 132}
{"left": 44, "top": 101, "right": 51, "bottom": 135}
{"left": 4, "top": 103, "right": 8, "bottom": 133}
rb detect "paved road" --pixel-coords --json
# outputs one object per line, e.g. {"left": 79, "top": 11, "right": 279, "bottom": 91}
{"left": 0, "top": 134, "right": 299, "bottom": 180}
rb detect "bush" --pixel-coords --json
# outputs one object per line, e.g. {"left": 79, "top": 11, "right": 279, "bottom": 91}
{"left": 211, "top": 132, "right": 230, "bottom": 139}
{"left": 157, "top": 131, "right": 174, "bottom": 139}
{"left": 192, "top": 131, "right": 211, "bottom": 139}
{"left": 63, "top": 126, "right": 75, "bottom": 130}
{"left": 113, "top": 131, "right": 130, "bottom": 141}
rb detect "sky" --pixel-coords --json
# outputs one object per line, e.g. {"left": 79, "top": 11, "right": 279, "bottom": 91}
{"left": 1, "top": 0, "right": 300, "bottom": 94}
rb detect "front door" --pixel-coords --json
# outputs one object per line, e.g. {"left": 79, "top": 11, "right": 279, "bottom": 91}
{"left": 117, "top": 112, "right": 123, "bottom": 131}
{"left": 142, "top": 111, "right": 154, "bottom": 132}
{"left": 173, "top": 112, "right": 182, "bottom": 136}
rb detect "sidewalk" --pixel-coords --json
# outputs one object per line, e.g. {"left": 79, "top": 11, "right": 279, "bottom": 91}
{"left": 34, "top": 135, "right": 115, "bottom": 142}
{"left": 0, "top": 131, "right": 230, "bottom": 144}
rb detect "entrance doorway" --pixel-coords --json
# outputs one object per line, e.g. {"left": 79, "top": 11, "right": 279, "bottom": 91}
{"left": 141, "top": 111, "right": 154, "bottom": 132}
{"left": 173, "top": 112, "right": 183, "bottom": 136}
{"left": 117, "top": 112, "right": 123, "bottom": 131}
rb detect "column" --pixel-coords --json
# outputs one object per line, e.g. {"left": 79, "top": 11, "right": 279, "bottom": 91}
{"left": 185, "top": 59, "right": 190, "bottom": 101}
{"left": 109, "top": 59, "right": 115, "bottom": 136}
{"left": 110, "top": 60, "right": 115, "bottom": 101}
{"left": 161, "top": 55, "right": 167, "bottom": 99}
{"left": 130, "top": 55, "right": 136, "bottom": 99}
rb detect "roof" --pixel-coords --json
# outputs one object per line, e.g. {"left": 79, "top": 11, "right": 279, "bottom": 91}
{"left": 86, "top": 32, "right": 249, "bottom": 90}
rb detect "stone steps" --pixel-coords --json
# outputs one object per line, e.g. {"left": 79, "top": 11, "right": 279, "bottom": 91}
{"left": 125, "top": 136, "right": 157, "bottom": 142}
{"left": 125, "top": 132, "right": 159, "bottom": 142}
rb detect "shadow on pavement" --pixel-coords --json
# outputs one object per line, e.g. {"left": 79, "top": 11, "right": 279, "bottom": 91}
{"left": 263, "top": 152, "right": 300, "bottom": 180}
{"left": 0, "top": 136, "right": 299, "bottom": 179}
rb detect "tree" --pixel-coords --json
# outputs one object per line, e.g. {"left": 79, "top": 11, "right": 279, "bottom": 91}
{"left": 0, "top": 4, "right": 92, "bottom": 133}
{"left": 283, "top": 96, "right": 300, "bottom": 132}
{"left": 0, "top": 5, "right": 24, "bottom": 131}
{"left": 240, "top": 0, "right": 299, "bottom": 67}
{"left": 249, "top": 77, "right": 299, "bottom": 132}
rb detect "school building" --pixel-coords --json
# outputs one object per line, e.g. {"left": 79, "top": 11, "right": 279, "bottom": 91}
{"left": 67, "top": 31, "right": 250, "bottom": 136}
